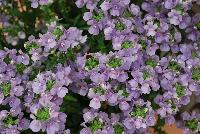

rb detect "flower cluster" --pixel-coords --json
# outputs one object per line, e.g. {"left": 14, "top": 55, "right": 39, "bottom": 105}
{"left": 74, "top": 0, "right": 200, "bottom": 133}
{"left": 0, "top": 22, "right": 86, "bottom": 133}
{"left": 0, "top": 0, "right": 200, "bottom": 134}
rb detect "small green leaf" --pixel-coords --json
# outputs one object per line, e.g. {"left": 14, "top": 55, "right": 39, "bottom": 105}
{"left": 36, "top": 108, "right": 50, "bottom": 121}
{"left": 107, "top": 58, "right": 122, "bottom": 68}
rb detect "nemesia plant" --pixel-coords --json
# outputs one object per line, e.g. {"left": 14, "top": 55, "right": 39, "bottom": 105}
{"left": 0, "top": 0, "right": 200, "bottom": 134}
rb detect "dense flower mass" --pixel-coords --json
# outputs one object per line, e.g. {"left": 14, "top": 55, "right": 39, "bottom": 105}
{"left": 0, "top": 0, "right": 200, "bottom": 134}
